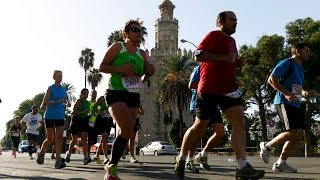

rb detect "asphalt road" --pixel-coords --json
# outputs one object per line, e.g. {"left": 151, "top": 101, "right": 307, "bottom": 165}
{"left": 0, "top": 151, "right": 319, "bottom": 180}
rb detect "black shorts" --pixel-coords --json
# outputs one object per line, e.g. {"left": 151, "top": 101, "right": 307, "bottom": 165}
{"left": 70, "top": 116, "right": 89, "bottom": 135}
{"left": 45, "top": 119, "right": 65, "bottom": 128}
{"left": 27, "top": 133, "right": 39, "bottom": 142}
{"left": 275, "top": 104, "right": 305, "bottom": 130}
{"left": 191, "top": 110, "right": 223, "bottom": 126}
{"left": 11, "top": 136, "right": 20, "bottom": 148}
{"left": 106, "top": 90, "right": 140, "bottom": 107}
{"left": 134, "top": 118, "right": 141, "bottom": 132}
{"left": 88, "top": 126, "right": 97, "bottom": 145}
{"left": 94, "top": 114, "right": 113, "bottom": 135}
{"left": 195, "top": 93, "right": 244, "bottom": 121}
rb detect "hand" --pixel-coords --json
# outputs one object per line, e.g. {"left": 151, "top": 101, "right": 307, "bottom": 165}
{"left": 145, "top": 63, "right": 155, "bottom": 76}
{"left": 121, "top": 63, "right": 135, "bottom": 74}
{"left": 284, "top": 93, "right": 300, "bottom": 102}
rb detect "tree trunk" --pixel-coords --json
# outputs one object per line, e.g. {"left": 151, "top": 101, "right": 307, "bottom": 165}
{"left": 303, "top": 103, "right": 312, "bottom": 157}
{"left": 258, "top": 99, "right": 268, "bottom": 141}
{"left": 177, "top": 95, "right": 184, "bottom": 147}
{"left": 84, "top": 70, "right": 87, "bottom": 88}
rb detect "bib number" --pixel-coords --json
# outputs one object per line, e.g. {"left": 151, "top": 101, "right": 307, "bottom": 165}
{"left": 121, "top": 76, "right": 141, "bottom": 92}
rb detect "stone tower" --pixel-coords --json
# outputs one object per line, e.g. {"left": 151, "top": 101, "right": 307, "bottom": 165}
{"left": 137, "top": 0, "right": 193, "bottom": 150}
{"left": 155, "top": 0, "right": 179, "bottom": 52}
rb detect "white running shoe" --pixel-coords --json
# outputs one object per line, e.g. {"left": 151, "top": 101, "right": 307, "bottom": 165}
{"left": 259, "top": 142, "right": 269, "bottom": 163}
{"left": 272, "top": 162, "right": 297, "bottom": 173}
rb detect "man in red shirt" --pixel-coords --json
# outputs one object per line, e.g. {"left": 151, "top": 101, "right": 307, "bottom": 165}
{"left": 174, "top": 11, "right": 265, "bottom": 179}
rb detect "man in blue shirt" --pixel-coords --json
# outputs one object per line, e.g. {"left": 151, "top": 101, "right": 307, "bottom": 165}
{"left": 185, "top": 65, "right": 224, "bottom": 173}
{"left": 260, "top": 42, "right": 316, "bottom": 173}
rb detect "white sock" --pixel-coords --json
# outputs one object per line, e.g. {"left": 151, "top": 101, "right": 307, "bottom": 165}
{"left": 276, "top": 158, "right": 285, "bottom": 165}
{"left": 200, "top": 150, "right": 208, "bottom": 157}
{"left": 237, "top": 158, "right": 248, "bottom": 169}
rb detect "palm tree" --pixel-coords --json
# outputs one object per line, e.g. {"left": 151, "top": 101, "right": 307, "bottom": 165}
{"left": 107, "top": 30, "right": 123, "bottom": 47}
{"left": 154, "top": 54, "right": 197, "bottom": 145}
{"left": 78, "top": 48, "right": 95, "bottom": 88}
{"left": 62, "top": 82, "right": 76, "bottom": 103}
{"left": 87, "top": 68, "right": 103, "bottom": 90}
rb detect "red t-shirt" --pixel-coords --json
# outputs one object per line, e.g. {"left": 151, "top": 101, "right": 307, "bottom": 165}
{"left": 197, "top": 30, "right": 239, "bottom": 94}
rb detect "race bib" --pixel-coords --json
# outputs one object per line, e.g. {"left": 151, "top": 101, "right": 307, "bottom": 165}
{"left": 121, "top": 75, "right": 141, "bottom": 93}
{"left": 292, "top": 84, "right": 302, "bottom": 101}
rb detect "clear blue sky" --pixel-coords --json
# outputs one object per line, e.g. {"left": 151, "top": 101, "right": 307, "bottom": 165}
{"left": 1, "top": 0, "right": 320, "bottom": 138}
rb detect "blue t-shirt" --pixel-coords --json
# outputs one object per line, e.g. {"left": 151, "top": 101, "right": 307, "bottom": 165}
{"left": 44, "top": 84, "right": 67, "bottom": 120}
{"left": 272, "top": 58, "right": 304, "bottom": 108}
{"left": 189, "top": 65, "right": 200, "bottom": 111}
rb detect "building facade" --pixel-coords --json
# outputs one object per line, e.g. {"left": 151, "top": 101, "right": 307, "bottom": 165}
{"left": 137, "top": 0, "right": 194, "bottom": 148}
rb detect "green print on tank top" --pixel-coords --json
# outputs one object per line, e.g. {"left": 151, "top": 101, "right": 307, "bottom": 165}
{"left": 108, "top": 43, "right": 144, "bottom": 92}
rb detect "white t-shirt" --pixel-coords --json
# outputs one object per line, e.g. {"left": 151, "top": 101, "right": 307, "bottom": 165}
{"left": 22, "top": 113, "right": 42, "bottom": 135}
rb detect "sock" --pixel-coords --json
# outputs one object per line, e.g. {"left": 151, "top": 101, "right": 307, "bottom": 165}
{"left": 201, "top": 150, "right": 208, "bottom": 157}
{"left": 265, "top": 142, "right": 272, "bottom": 150}
{"left": 28, "top": 146, "right": 33, "bottom": 156}
{"left": 109, "top": 135, "right": 129, "bottom": 165}
{"left": 186, "top": 156, "right": 194, "bottom": 162}
{"left": 237, "top": 158, "right": 248, "bottom": 169}
{"left": 276, "top": 158, "right": 285, "bottom": 165}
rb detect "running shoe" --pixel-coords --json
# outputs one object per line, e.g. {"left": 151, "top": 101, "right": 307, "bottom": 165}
{"left": 185, "top": 160, "right": 199, "bottom": 173}
{"left": 65, "top": 152, "right": 71, "bottom": 163}
{"left": 54, "top": 158, "right": 66, "bottom": 169}
{"left": 236, "top": 163, "right": 265, "bottom": 179}
{"left": 272, "top": 162, "right": 297, "bottom": 173}
{"left": 93, "top": 155, "right": 102, "bottom": 164}
{"left": 195, "top": 153, "right": 211, "bottom": 170}
{"left": 174, "top": 156, "right": 185, "bottom": 180}
{"left": 259, "top": 142, "right": 270, "bottom": 163}
{"left": 36, "top": 151, "right": 45, "bottom": 165}
{"left": 130, "top": 156, "right": 138, "bottom": 163}
{"left": 104, "top": 164, "right": 120, "bottom": 180}
{"left": 83, "top": 156, "right": 92, "bottom": 165}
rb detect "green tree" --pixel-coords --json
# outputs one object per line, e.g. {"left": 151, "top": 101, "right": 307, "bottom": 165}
{"left": 78, "top": 48, "right": 95, "bottom": 88}
{"left": 154, "top": 54, "right": 197, "bottom": 146}
{"left": 87, "top": 68, "right": 103, "bottom": 90}
{"left": 238, "top": 34, "right": 286, "bottom": 141}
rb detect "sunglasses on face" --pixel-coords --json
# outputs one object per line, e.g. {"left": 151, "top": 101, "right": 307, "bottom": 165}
{"left": 129, "top": 28, "right": 142, "bottom": 33}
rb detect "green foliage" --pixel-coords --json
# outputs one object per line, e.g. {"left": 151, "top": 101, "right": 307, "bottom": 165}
{"left": 169, "top": 119, "right": 186, "bottom": 147}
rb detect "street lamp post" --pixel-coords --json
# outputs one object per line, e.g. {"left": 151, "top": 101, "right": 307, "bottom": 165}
{"left": 180, "top": 38, "right": 203, "bottom": 152}
{"left": 180, "top": 39, "right": 197, "bottom": 49}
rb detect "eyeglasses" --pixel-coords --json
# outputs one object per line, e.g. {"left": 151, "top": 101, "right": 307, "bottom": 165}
{"left": 129, "top": 28, "right": 142, "bottom": 33}
{"left": 301, "top": 49, "right": 311, "bottom": 54}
